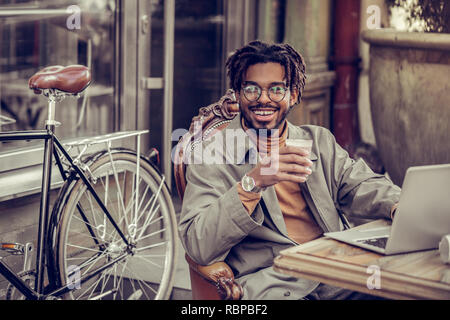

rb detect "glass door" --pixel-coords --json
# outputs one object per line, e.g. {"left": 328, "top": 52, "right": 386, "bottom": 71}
{"left": 0, "top": 0, "right": 119, "bottom": 200}
{"left": 0, "top": 0, "right": 118, "bottom": 149}
{"left": 120, "top": 0, "right": 175, "bottom": 181}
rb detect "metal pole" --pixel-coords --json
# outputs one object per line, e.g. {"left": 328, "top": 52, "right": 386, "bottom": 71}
{"left": 162, "top": 0, "right": 175, "bottom": 190}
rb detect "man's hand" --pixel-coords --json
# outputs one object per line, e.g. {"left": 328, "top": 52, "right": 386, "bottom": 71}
{"left": 390, "top": 203, "right": 399, "bottom": 220}
{"left": 247, "top": 146, "right": 313, "bottom": 188}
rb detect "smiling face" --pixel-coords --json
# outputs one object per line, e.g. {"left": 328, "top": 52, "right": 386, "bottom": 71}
{"left": 236, "top": 62, "right": 298, "bottom": 131}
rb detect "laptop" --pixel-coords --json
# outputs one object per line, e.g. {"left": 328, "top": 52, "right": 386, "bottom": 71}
{"left": 324, "top": 163, "right": 450, "bottom": 255}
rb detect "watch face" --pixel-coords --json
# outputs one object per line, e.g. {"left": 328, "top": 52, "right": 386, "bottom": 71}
{"left": 242, "top": 175, "right": 255, "bottom": 192}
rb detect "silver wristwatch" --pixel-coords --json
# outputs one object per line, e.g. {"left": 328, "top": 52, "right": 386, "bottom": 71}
{"left": 241, "top": 174, "right": 262, "bottom": 193}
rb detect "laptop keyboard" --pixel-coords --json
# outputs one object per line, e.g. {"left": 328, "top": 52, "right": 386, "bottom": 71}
{"left": 356, "top": 237, "right": 389, "bottom": 249}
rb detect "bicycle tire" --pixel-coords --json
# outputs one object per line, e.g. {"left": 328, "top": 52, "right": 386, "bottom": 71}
{"left": 53, "top": 151, "right": 178, "bottom": 300}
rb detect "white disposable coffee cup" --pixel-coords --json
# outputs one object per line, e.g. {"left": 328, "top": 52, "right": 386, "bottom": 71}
{"left": 439, "top": 234, "right": 450, "bottom": 264}
{"left": 286, "top": 139, "right": 313, "bottom": 155}
{"left": 285, "top": 139, "right": 313, "bottom": 181}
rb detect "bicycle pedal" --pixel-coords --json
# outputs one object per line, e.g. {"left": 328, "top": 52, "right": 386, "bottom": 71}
{"left": 0, "top": 242, "right": 25, "bottom": 255}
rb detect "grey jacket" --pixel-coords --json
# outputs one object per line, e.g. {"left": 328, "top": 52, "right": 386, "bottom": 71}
{"left": 178, "top": 116, "right": 401, "bottom": 299}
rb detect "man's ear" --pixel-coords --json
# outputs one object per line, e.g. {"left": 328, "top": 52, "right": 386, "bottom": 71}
{"left": 289, "top": 87, "right": 299, "bottom": 106}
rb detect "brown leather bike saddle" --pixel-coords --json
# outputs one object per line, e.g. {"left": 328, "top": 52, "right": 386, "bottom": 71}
{"left": 28, "top": 65, "right": 91, "bottom": 95}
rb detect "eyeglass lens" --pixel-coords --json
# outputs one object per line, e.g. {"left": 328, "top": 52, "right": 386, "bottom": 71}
{"left": 242, "top": 84, "right": 287, "bottom": 102}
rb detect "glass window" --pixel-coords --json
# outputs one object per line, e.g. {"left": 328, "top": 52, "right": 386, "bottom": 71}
{"left": 146, "top": 0, "right": 225, "bottom": 178}
{"left": 0, "top": 0, "right": 117, "bottom": 154}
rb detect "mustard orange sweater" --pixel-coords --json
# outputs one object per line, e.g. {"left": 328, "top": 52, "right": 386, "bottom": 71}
{"left": 237, "top": 120, "right": 322, "bottom": 244}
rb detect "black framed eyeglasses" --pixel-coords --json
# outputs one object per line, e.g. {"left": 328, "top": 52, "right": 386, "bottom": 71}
{"left": 241, "top": 83, "right": 288, "bottom": 103}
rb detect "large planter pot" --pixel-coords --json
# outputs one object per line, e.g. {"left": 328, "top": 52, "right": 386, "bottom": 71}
{"left": 362, "top": 29, "right": 450, "bottom": 186}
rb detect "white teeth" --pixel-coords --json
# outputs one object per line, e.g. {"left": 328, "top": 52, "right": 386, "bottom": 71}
{"left": 253, "top": 110, "right": 275, "bottom": 115}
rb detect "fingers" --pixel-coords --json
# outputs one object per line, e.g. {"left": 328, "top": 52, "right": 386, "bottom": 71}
{"left": 279, "top": 146, "right": 312, "bottom": 166}
{"left": 257, "top": 146, "right": 314, "bottom": 185}
{"left": 255, "top": 170, "right": 308, "bottom": 186}
{"left": 280, "top": 145, "right": 310, "bottom": 157}
{"left": 278, "top": 162, "right": 312, "bottom": 176}
{"left": 258, "top": 158, "right": 312, "bottom": 183}
{"left": 278, "top": 153, "right": 313, "bottom": 167}
{"left": 276, "top": 172, "right": 309, "bottom": 184}
{"left": 278, "top": 161, "right": 311, "bottom": 183}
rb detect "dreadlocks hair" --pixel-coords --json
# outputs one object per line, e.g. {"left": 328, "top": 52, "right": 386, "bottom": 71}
{"left": 225, "top": 40, "right": 307, "bottom": 105}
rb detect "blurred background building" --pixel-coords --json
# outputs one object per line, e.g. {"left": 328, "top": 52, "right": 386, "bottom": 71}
{"left": 1, "top": 0, "right": 448, "bottom": 298}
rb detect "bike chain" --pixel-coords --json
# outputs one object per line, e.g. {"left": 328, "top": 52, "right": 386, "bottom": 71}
{"left": 5, "top": 270, "right": 36, "bottom": 300}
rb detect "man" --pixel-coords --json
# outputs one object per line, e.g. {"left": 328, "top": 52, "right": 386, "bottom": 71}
{"left": 179, "top": 40, "right": 400, "bottom": 299}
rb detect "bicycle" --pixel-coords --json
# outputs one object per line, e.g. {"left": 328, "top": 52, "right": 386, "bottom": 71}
{"left": 0, "top": 65, "right": 178, "bottom": 300}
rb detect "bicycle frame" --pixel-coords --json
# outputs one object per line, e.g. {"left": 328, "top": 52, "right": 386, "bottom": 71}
{"left": 0, "top": 126, "right": 132, "bottom": 300}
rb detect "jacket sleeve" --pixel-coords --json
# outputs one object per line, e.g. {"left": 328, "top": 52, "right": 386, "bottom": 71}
{"left": 178, "top": 163, "right": 264, "bottom": 266}
{"left": 323, "top": 129, "right": 401, "bottom": 220}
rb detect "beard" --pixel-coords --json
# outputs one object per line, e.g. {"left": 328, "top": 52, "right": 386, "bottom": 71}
{"left": 240, "top": 102, "right": 291, "bottom": 136}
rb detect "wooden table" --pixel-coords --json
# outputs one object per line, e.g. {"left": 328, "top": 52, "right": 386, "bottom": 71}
{"left": 273, "top": 220, "right": 450, "bottom": 300}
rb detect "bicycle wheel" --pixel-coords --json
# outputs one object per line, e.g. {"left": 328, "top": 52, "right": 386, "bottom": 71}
{"left": 54, "top": 151, "right": 178, "bottom": 300}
